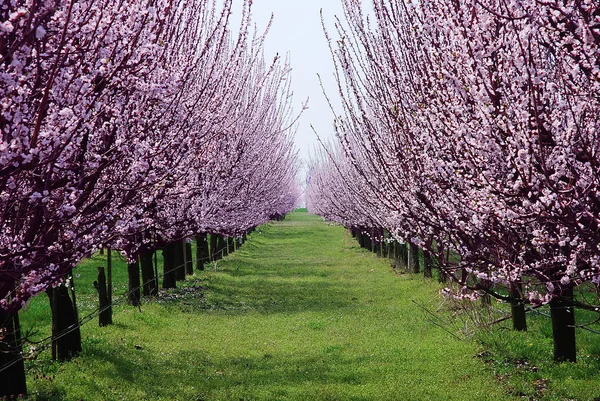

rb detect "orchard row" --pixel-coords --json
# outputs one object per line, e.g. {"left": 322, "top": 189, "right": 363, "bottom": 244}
{"left": 307, "top": 0, "right": 600, "bottom": 363}
{"left": 0, "top": 0, "right": 300, "bottom": 395}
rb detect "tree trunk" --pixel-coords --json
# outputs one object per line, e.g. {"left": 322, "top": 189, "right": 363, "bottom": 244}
{"left": 196, "top": 233, "right": 209, "bottom": 270}
{"left": 509, "top": 282, "right": 527, "bottom": 331}
{"left": 373, "top": 237, "right": 381, "bottom": 255}
{"left": 401, "top": 242, "right": 409, "bottom": 270}
{"left": 127, "top": 258, "right": 141, "bottom": 307}
{"left": 173, "top": 240, "right": 186, "bottom": 281}
{"left": 219, "top": 235, "right": 228, "bottom": 258}
{"left": 162, "top": 243, "right": 176, "bottom": 289}
{"left": 409, "top": 243, "right": 420, "bottom": 273}
{"left": 227, "top": 237, "right": 235, "bottom": 254}
{"left": 94, "top": 266, "right": 112, "bottom": 326}
{"left": 0, "top": 291, "right": 27, "bottom": 398}
{"left": 209, "top": 234, "right": 218, "bottom": 262}
{"left": 392, "top": 241, "right": 406, "bottom": 270}
{"left": 438, "top": 245, "right": 447, "bottom": 283}
{"left": 388, "top": 241, "right": 396, "bottom": 268}
{"left": 47, "top": 284, "right": 82, "bottom": 361}
{"left": 140, "top": 250, "right": 157, "bottom": 296}
{"left": 550, "top": 287, "right": 576, "bottom": 362}
{"left": 423, "top": 249, "right": 433, "bottom": 278}
{"left": 185, "top": 241, "right": 193, "bottom": 275}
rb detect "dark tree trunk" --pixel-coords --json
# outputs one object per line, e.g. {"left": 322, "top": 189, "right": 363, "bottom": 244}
{"left": 401, "top": 242, "right": 409, "bottom": 270}
{"left": 173, "top": 240, "right": 186, "bottom": 281}
{"left": 0, "top": 293, "right": 27, "bottom": 398}
{"left": 209, "top": 234, "right": 218, "bottom": 262}
{"left": 219, "top": 235, "right": 228, "bottom": 257}
{"left": 509, "top": 282, "right": 527, "bottom": 331}
{"left": 185, "top": 242, "right": 193, "bottom": 275}
{"left": 162, "top": 243, "right": 176, "bottom": 289}
{"left": 47, "top": 284, "right": 82, "bottom": 361}
{"left": 409, "top": 243, "right": 420, "bottom": 273}
{"left": 438, "top": 245, "right": 448, "bottom": 283}
{"left": 550, "top": 288, "right": 576, "bottom": 362}
{"left": 94, "top": 266, "right": 112, "bottom": 326}
{"left": 127, "top": 258, "right": 141, "bottom": 307}
{"left": 373, "top": 238, "right": 381, "bottom": 255}
{"left": 392, "top": 241, "right": 406, "bottom": 270}
{"left": 227, "top": 237, "right": 235, "bottom": 254}
{"left": 196, "top": 233, "right": 209, "bottom": 270}
{"left": 140, "top": 250, "right": 157, "bottom": 296}
{"left": 423, "top": 249, "right": 433, "bottom": 278}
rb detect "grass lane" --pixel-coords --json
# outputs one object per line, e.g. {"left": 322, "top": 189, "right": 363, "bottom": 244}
{"left": 26, "top": 211, "right": 516, "bottom": 400}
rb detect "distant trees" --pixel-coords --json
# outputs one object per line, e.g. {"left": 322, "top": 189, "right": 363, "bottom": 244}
{"left": 308, "top": 0, "right": 600, "bottom": 363}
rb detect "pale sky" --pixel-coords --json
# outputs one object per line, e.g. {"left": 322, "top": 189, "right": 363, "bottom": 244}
{"left": 230, "top": 0, "right": 345, "bottom": 177}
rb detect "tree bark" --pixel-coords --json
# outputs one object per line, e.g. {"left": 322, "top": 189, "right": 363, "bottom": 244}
{"left": 218, "top": 235, "right": 228, "bottom": 258}
{"left": 185, "top": 241, "right": 193, "bottom": 275}
{"left": 173, "top": 240, "right": 186, "bottom": 281}
{"left": 162, "top": 243, "right": 176, "bottom": 289}
{"left": 140, "top": 250, "right": 157, "bottom": 296}
{"left": 209, "top": 234, "right": 218, "bottom": 262}
{"left": 0, "top": 291, "right": 27, "bottom": 398}
{"left": 47, "top": 283, "right": 82, "bottom": 361}
{"left": 227, "top": 237, "right": 235, "bottom": 254}
{"left": 423, "top": 249, "right": 433, "bottom": 278}
{"left": 196, "top": 233, "right": 209, "bottom": 270}
{"left": 127, "top": 258, "right": 141, "bottom": 306}
{"left": 550, "top": 287, "right": 576, "bottom": 362}
{"left": 94, "top": 266, "right": 112, "bottom": 326}
{"left": 438, "top": 245, "right": 448, "bottom": 283}
{"left": 409, "top": 243, "right": 420, "bottom": 273}
{"left": 510, "top": 282, "right": 527, "bottom": 331}
{"left": 401, "top": 242, "right": 409, "bottom": 270}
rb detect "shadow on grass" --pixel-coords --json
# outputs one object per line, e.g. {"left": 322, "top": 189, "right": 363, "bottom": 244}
{"left": 198, "top": 275, "right": 354, "bottom": 314}
{"left": 64, "top": 341, "right": 374, "bottom": 401}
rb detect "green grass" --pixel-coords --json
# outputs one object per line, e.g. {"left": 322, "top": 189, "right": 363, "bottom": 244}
{"left": 467, "top": 303, "right": 600, "bottom": 400}
{"left": 19, "top": 211, "right": 598, "bottom": 400}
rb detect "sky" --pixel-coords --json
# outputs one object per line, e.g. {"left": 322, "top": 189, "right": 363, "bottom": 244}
{"left": 230, "top": 0, "right": 346, "bottom": 178}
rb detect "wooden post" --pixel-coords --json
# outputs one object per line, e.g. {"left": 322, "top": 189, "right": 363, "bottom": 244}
{"left": 107, "top": 248, "right": 113, "bottom": 305}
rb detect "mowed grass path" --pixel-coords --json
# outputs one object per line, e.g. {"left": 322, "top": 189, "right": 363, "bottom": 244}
{"left": 28, "top": 211, "right": 515, "bottom": 400}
